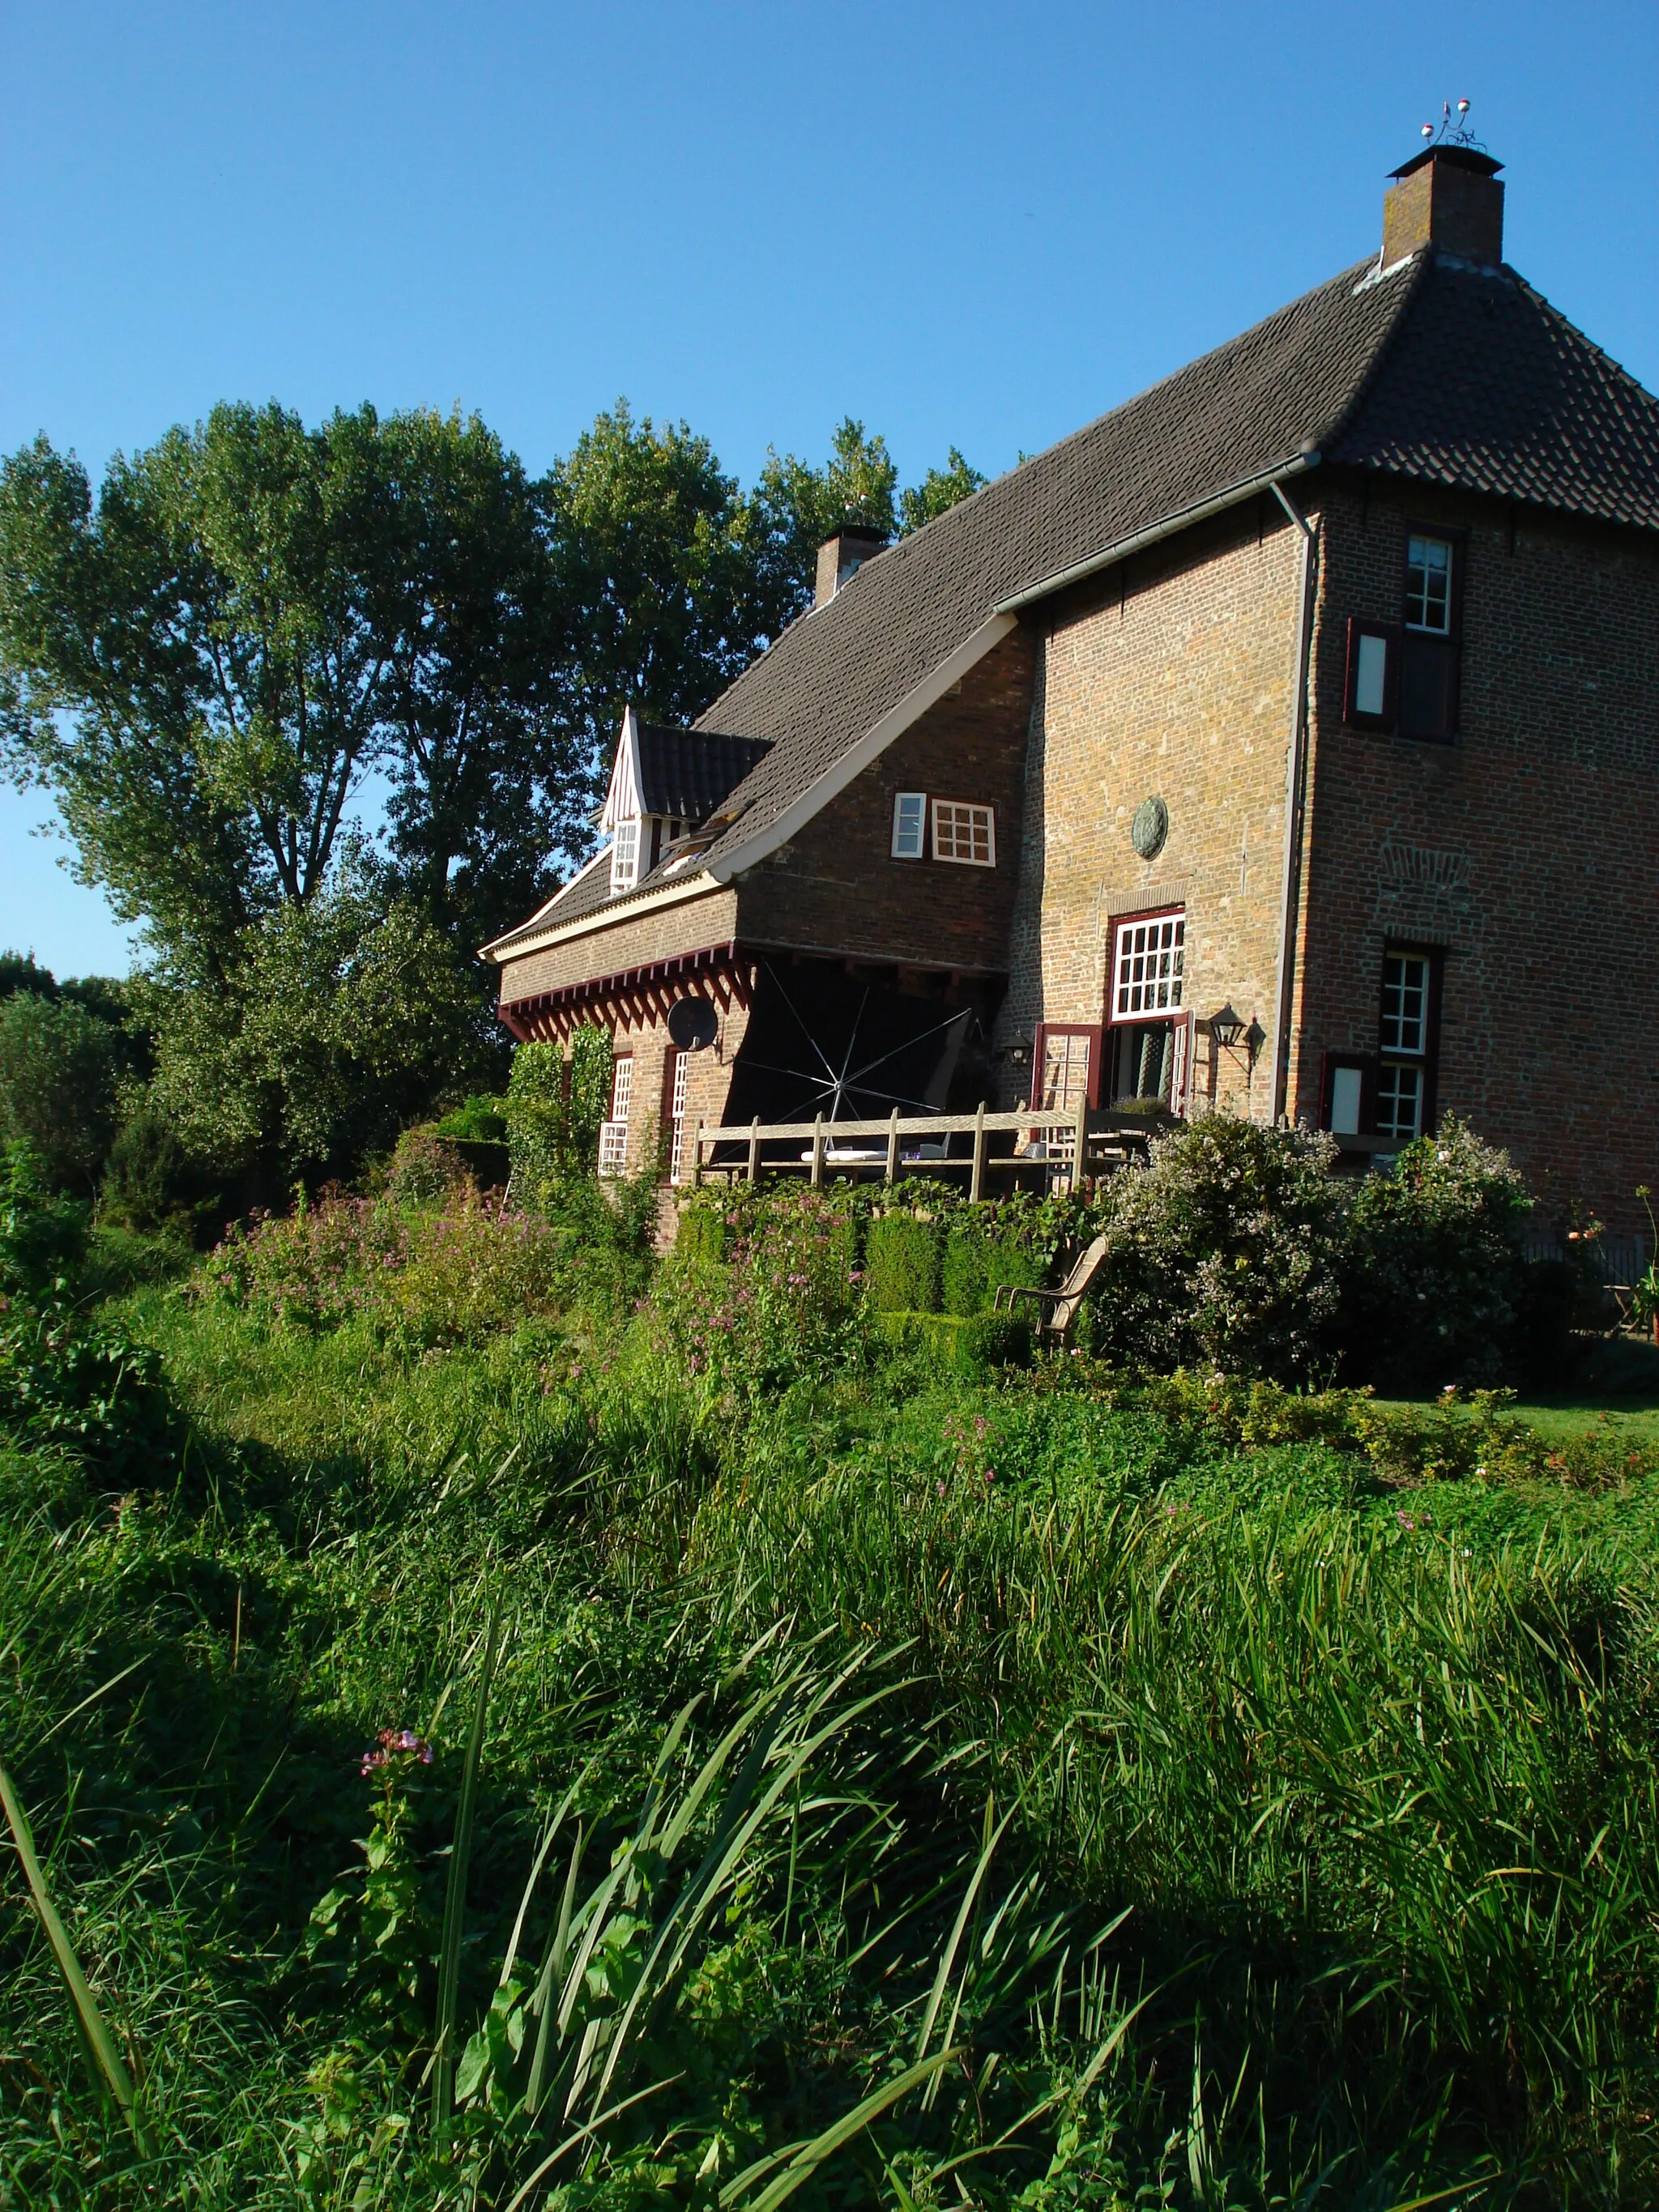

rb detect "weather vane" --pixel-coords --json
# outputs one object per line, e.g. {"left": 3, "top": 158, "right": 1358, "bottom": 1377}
{"left": 1420, "top": 97, "right": 1486, "bottom": 151}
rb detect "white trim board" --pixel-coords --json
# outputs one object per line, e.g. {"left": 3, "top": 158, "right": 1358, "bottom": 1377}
{"left": 484, "top": 871, "right": 724, "bottom": 965}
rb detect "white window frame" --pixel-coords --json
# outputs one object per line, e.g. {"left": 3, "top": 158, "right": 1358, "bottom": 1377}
{"left": 1037, "top": 1029, "right": 1092, "bottom": 1115}
{"left": 931, "top": 799, "right": 996, "bottom": 867}
{"left": 609, "top": 818, "right": 640, "bottom": 896}
{"left": 1110, "top": 911, "right": 1185, "bottom": 1021}
{"left": 1376, "top": 950, "right": 1431, "bottom": 1142}
{"left": 1380, "top": 951, "right": 1430, "bottom": 1056}
{"left": 891, "top": 791, "right": 927, "bottom": 859}
{"left": 1375, "top": 1063, "right": 1424, "bottom": 1142}
{"left": 1405, "top": 535, "right": 1454, "bottom": 634}
{"left": 667, "top": 1048, "right": 689, "bottom": 1183}
{"left": 599, "top": 1053, "right": 633, "bottom": 1175}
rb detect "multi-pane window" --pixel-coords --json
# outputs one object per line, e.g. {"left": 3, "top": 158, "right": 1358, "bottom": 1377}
{"left": 1112, "top": 914, "right": 1184, "bottom": 1018}
{"left": 1375, "top": 1063, "right": 1423, "bottom": 1141}
{"left": 1405, "top": 536, "right": 1453, "bottom": 633}
{"left": 891, "top": 792, "right": 927, "bottom": 859}
{"left": 599, "top": 1054, "right": 633, "bottom": 1175}
{"left": 609, "top": 818, "right": 639, "bottom": 895}
{"left": 1377, "top": 951, "right": 1432, "bottom": 1141}
{"left": 932, "top": 799, "right": 996, "bottom": 867}
{"left": 1345, "top": 531, "right": 1461, "bottom": 740}
{"left": 1380, "top": 953, "right": 1429, "bottom": 1055}
{"left": 1038, "top": 1030, "right": 1091, "bottom": 1114}
{"left": 667, "top": 1049, "right": 689, "bottom": 1183}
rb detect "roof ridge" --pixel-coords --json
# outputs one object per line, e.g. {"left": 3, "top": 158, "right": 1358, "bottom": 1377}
{"left": 696, "top": 252, "right": 1385, "bottom": 733}
{"left": 1304, "top": 247, "right": 1435, "bottom": 460}
{"left": 1507, "top": 268, "right": 1659, "bottom": 418}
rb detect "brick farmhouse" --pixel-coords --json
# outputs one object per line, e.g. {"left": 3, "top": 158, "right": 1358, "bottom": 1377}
{"left": 484, "top": 144, "right": 1659, "bottom": 1232}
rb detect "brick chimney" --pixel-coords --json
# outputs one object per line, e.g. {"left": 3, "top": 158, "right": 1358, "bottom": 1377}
{"left": 814, "top": 523, "right": 886, "bottom": 609}
{"left": 1383, "top": 143, "right": 1505, "bottom": 266}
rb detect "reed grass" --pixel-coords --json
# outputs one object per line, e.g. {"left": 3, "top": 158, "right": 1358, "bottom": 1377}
{"left": 4, "top": 1287, "right": 1658, "bottom": 2202}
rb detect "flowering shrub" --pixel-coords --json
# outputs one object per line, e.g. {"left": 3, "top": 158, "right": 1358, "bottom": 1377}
{"left": 659, "top": 1186, "right": 870, "bottom": 1397}
{"left": 1341, "top": 1116, "right": 1533, "bottom": 1390}
{"left": 307, "top": 1725, "right": 444, "bottom": 2051}
{"left": 1088, "top": 1116, "right": 1348, "bottom": 1380}
{"left": 205, "top": 1185, "right": 577, "bottom": 1347}
{"left": 210, "top": 1191, "right": 410, "bottom": 1331}
{"left": 386, "top": 1123, "right": 467, "bottom": 1208}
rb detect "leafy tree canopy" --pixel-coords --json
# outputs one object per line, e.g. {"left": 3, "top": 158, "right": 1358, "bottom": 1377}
{"left": 0, "top": 403, "right": 578, "bottom": 972}
{"left": 899, "top": 447, "right": 988, "bottom": 535}
{"left": 139, "top": 877, "right": 505, "bottom": 1187}
{"left": 0, "top": 402, "right": 987, "bottom": 1188}
{"left": 0, "top": 992, "right": 120, "bottom": 1194}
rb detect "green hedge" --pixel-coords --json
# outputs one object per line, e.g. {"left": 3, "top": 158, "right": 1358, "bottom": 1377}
{"left": 940, "top": 1221, "right": 1045, "bottom": 1316}
{"left": 865, "top": 1215, "right": 942, "bottom": 1313}
{"left": 875, "top": 1308, "right": 1034, "bottom": 1372}
{"left": 674, "top": 1204, "right": 727, "bottom": 1271}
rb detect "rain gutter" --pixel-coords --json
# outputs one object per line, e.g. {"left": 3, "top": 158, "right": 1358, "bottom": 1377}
{"left": 994, "top": 452, "right": 1319, "bottom": 615}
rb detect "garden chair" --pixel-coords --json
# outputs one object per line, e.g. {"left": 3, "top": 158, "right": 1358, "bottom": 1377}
{"left": 994, "top": 1234, "right": 1109, "bottom": 1343}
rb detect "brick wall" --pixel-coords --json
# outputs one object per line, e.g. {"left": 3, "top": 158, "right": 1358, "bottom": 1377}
{"left": 496, "top": 887, "right": 740, "bottom": 1008}
{"left": 605, "top": 997, "right": 753, "bottom": 1182}
{"left": 736, "top": 629, "right": 1036, "bottom": 973}
{"left": 996, "top": 504, "right": 1304, "bottom": 1116}
{"left": 1295, "top": 477, "right": 1659, "bottom": 1233}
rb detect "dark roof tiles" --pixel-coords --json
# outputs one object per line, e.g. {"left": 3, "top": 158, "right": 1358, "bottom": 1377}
{"left": 635, "top": 724, "right": 773, "bottom": 822}
{"left": 1330, "top": 260, "right": 1659, "bottom": 530}
{"left": 687, "top": 247, "right": 1658, "bottom": 875}
{"left": 688, "top": 254, "right": 1418, "bottom": 863}
{"left": 495, "top": 241, "right": 1659, "bottom": 957}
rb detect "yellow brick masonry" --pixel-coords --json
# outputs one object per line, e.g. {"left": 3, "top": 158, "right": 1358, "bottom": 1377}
{"left": 996, "top": 505, "right": 1306, "bottom": 1118}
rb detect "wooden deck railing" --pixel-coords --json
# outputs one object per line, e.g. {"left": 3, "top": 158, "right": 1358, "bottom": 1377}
{"left": 689, "top": 1101, "right": 1161, "bottom": 1197}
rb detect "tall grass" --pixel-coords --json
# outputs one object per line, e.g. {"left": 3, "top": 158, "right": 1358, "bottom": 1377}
{"left": 5, "top": 1284, "right": 1659, "bottom": 2202}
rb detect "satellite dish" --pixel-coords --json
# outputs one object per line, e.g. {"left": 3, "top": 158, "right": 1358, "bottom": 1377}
{"left": 667, "top": 996, "right": 719, "bottom": 1051}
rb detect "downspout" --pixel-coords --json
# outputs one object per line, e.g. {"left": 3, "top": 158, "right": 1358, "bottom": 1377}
{"left": 1269, "top": 479, "right": 1318, "bottom": 1125}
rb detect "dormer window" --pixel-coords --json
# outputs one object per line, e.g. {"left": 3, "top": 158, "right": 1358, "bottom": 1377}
{"left": 610, "top": 818, "right": 639, "bottom": 895}
{"left": 596, "top": 705, "right": 773, "bottom": 896}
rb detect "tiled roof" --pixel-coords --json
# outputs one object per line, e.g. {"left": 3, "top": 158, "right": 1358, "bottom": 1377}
{"left": 684, "top": 252, "right": 1414, "bottom": 865}
{"left": 1330, "top": 258, "right": 1659, "bottom": 528}
{"left": 491, "top": 241, "right": 1659, "bottom": 959}
{"left": 635, "top": 724, "right": 773, "bottom": 821}
{"left": 681, "top": 246, "right": 1659, "bottom": 876}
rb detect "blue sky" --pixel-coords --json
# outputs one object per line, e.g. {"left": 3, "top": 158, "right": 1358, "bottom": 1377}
{"left": 2, "top": 0, "right": 1655, "bottom": 976}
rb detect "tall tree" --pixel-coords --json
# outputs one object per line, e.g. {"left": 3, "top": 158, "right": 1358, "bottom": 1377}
{"left": 899, "top": 447, "right": 988, "bottom": 535}
{"left": 0, "top": 404, "right": 580, "bottom": 971}
{"left": 356, "top": 407, "right": 578, "bottom": 946}
{"left": 539, "top": 402, "right": 766, "bottom": 768}
{"left": 745, "top": 418, "right": 902, "bottom": 634}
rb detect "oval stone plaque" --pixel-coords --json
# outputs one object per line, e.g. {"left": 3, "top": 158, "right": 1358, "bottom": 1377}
{"left": 1131, "top": 795, "right": 1169, "bottom": 861}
